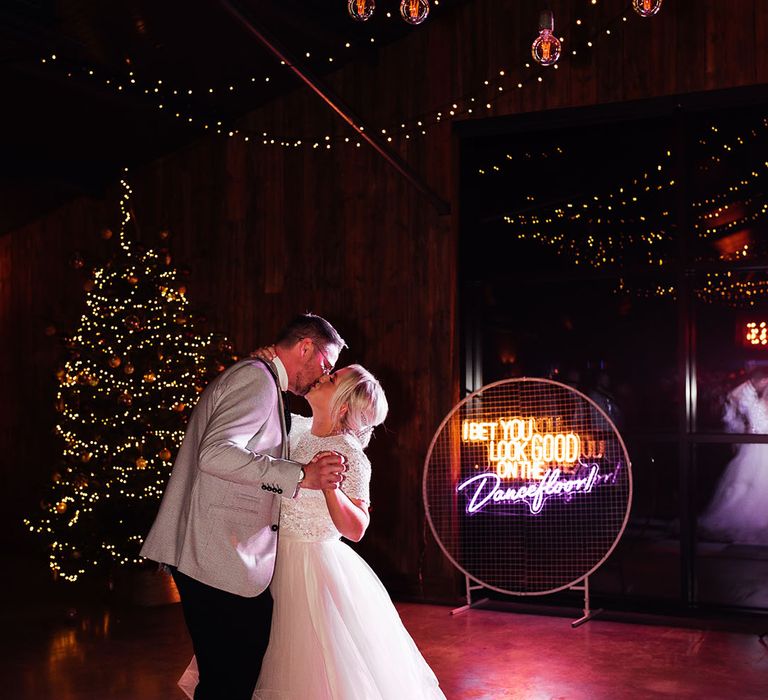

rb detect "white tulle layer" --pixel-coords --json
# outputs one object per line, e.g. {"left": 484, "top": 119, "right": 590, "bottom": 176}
{"left": 178, "top": 536, "right": 445, "bottom": 700}
{"left": 254, "top": 536, "right": 445, "bottom": 700}
{"left": 699, "top": 443, "right": 768, "bottom": 545}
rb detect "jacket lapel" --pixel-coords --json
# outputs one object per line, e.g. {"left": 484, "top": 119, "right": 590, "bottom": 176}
{"left": 257, "top": 359, "right": 290, "bottom": 458}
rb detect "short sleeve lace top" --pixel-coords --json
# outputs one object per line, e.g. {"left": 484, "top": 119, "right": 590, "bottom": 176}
{"left": 279, "top": 414, "right": 372, "bottom": 542}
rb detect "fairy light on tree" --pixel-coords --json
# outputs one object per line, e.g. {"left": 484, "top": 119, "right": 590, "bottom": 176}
{"left": 25, "top": 177, "right": 236, "bottom": 583}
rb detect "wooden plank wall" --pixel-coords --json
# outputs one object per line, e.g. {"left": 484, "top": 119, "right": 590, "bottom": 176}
{"left": 2, "top": 0, "right": 767, "bottom": 599}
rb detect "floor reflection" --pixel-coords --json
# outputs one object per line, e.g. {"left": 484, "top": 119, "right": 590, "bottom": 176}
{"left": 2, "top": 600, "right": 767, "bottom": 699}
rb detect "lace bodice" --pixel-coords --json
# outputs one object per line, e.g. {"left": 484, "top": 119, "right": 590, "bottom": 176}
{"left": 280, "top": 415, "right": 371, "bottom": 541}
{"left": 724, "top": 381, "right": 768, "bottom": 434}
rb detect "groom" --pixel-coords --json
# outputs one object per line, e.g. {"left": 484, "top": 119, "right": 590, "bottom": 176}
{"left": 141, "top": 313, "right": 347, "bottom": 700}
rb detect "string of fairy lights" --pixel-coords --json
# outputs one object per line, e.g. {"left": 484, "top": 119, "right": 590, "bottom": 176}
{"left": 37, "top": 1, "right": 663, "bottom": 150}
{"left": 25, "top": 174, "right": 235, "bottom": 582}
{"left": 694, "top": 271, "right": 768, "bottom": 308}
{"left": 494, "top": 116, "right": 768, "bottom": 254}
{"left": 495, "top": 109, "right": 768, "bottom": 306}
{"left": 37, "top": 3, "right": 448, "bottom": 143}
{"left": 265, "top": 1, "right": 662, "bottom": 146}
{"left": 501, "top": 146, "right": 676, "bottom": 269}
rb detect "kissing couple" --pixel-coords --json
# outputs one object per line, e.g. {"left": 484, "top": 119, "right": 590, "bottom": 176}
{"left": 141, "top": 313, "right": 445, "bottom": 699}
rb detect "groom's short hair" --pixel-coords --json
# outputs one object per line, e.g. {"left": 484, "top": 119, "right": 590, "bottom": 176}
{"left": 275, "top": 313, "right": 346, "bottom": 351}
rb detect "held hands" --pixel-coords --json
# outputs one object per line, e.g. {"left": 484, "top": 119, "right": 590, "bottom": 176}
{"left": 301, "top": 451, "right": 347, "bottom": 490}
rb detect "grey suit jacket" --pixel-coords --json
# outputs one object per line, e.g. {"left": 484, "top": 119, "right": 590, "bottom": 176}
{"left": 140, "top": 358, "right": 302, "bottom": 597}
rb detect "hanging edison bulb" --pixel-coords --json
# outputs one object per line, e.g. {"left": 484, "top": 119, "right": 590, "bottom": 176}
{"left": 531, "top": 10, "right": 561, "bottom": 66}
{"left": 348, "top": 0, "right": 375, "bottom": 21}
{"left": 400, "top": 0, "right": 429, "bottom": 25}
{"left": 632, "top": 0, "right": 663, "bottom": 17}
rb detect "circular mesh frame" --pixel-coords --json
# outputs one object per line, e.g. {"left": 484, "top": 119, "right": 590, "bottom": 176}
{"left": 423, "top": 378, "right": 632, "bottom": 595}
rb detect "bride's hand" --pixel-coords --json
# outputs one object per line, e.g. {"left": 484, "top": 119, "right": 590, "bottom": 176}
{"left": 250, "top": 345, "right": 277, "bottom": 361}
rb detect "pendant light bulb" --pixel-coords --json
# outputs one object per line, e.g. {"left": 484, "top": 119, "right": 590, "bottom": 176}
{"left": 348, "top": 0, "right": 375, "bottom": 22}
{"left": 531, "top": 10, "right": 561, "bottom": 67}
{"left": 632, "top": 0, "right": 663, "bottom": 17}
{"left": 400, "top": 0, "right": 430, "bottom": 25}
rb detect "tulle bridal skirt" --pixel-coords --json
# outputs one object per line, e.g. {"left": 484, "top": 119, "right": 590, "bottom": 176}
{"left": 699, "top": 442, "right": 768, "bottom": 545}
{"left": 254, "top": 536, "right": 445, "bottom": 700}
{"left": 178, "top": 536, "right": 446, "bottom": 700}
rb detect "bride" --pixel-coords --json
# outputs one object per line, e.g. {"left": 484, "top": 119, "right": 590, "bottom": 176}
{"left": 180, "top": 359, "right": 446, "bottom": 699}
{"left": 699, "top": 368, "right": 768, "bottom": 545}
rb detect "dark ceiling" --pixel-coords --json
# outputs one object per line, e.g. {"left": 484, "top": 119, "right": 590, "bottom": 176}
{"left": 0, "top": 0, "right": 462, "bottom": 234}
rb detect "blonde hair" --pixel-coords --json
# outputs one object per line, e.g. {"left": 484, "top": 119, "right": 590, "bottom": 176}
{"left": 330, "top": 364, "right": 388, "bottom": 447}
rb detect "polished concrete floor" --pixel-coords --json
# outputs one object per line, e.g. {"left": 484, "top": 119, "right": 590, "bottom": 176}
{"left": 1, "top": 597, "right": 767, "bottom": 699}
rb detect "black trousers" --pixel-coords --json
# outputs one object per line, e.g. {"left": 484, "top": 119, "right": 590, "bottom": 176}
{"left": 172, "top": 569, "right": 274, "bottom": 700}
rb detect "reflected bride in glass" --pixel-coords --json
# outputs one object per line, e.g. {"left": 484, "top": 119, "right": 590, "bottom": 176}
{"left": 699, "top": 367, "right": 768, "bottom": 545}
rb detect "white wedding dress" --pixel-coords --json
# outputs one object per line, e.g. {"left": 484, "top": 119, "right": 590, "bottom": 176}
{"left": 699, "top": 381, "right": 768, "bottom": 545}
{"left": 179, "top": 415, "right": 445, "bottom": 700}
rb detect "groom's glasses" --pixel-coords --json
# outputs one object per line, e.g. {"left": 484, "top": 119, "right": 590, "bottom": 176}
{"left": 315, "top": 343, "right": 334, "bottom": 375}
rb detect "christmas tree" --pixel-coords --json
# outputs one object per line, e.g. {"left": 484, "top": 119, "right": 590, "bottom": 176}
{"left": 26, "top": 177, "right": 236, "bottom": 583}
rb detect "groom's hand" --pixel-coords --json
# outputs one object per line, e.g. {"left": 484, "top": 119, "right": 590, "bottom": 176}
{"left": 301, "top": 451, "right": 347, "bottom": 490}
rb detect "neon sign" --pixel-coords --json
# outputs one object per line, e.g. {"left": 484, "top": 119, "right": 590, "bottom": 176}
{"left": 458, "top": 461, "right": 622, "bottom": 515}
{"left": 462, "top": 418, "right": 603, "bottom": 480}
{"left": 458, "top": 416, "right": 619, "bottom": 515}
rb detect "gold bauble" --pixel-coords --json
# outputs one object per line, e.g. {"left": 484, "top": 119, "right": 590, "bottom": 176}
{"left": 159, "top": 447, "right": 172, "bottom": 461}
{"left": 173, "top": 402, "right": 186, "bottom": 412}
{"left": 124, "top": 363, "right": 135, "bottom": 375}
{"left": 101, "top": 228, "right": 113, "bottom": 240}
{"left": 87, "top": 375, "right": 99, "bottom": 387}
{"left": 135, "top": 457, "right": 148, "bottom": 470}
{"left": 108, "top": 356, "right": 121, "bottom": 368}
{"left": 118, "top": 391, "right": 132, "bottom": 406}
{"left": 56, "top": 501, "right": 68, "bottom": 514}
{"left": 143, "top": 371, "right": 156, "bottom": 383}
{"left": 126, "top": 274, "right": 139, "bottom": 285}
{"left": 175, "top": 314, "right": 187, "bottom": 325}
{"left": 80, "top": 452, "right": 92, "bottom": 463}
